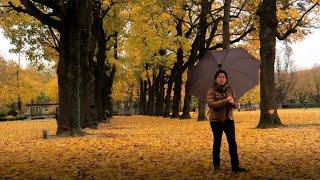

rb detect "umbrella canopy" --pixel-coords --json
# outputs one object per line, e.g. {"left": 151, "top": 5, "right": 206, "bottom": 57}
{"left": 188, "top": 47, "right": 260, "bottom": 101}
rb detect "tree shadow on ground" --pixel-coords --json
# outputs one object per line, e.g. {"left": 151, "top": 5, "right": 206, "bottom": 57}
{"left": 280, "top": 123, "right": 320, "bottom": 129}
{"left": 249, "top": 123, "right": 320, "bottom": 130}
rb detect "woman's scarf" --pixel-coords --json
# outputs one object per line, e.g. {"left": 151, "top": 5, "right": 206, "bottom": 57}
{"left": 213, "top": 82, "right": 230, "bottom": 92}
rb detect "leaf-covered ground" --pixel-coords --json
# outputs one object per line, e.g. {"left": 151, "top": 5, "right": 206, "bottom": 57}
{"left": 0, "top": 109, "right": 319, "bottom": 179}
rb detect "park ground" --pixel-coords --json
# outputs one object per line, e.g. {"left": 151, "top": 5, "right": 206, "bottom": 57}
{"left": 0, "top": 109, "right": 319, "bottom": 179}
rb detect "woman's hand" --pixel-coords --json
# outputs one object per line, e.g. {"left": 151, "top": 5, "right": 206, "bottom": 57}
{"left": 227, "top": 96, "right": 235, "bottom": 104}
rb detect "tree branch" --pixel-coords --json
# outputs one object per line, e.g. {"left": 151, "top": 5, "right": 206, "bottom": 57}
{"left": 206, "top": 17, "right": 223, "bottom": 49}
{"left": 209, "top": 24, "right": 255, "bottom": 50}
{"left": 8, "top": 0, "right": 61, "bottom": 30}
{"left": 48, "top": 27, "right": 60, "bottom": 50}
{"left": 102, "top": 0, "right": 116, "bottom": 19}
{"left": 231, "top": 0, "right": 249, "bottom": 18}
{"left": 29, "top": 0, "right": 65, "bottom": 18}
{"left": 277, "top": 1, "right": 319, "bottom": 40}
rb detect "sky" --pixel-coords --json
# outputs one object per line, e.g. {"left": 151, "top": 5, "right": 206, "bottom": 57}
{"left": 289, "top": 29, "right": 320, "bottom": 69}
{"left": 0, "top": 28, "right": 319, "bottom": 69}
{"left": 0, "top": 29, "right": 29, "bottom": 68}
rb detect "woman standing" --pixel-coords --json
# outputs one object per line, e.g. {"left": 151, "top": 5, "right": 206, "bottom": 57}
{"left": 206, "top": 70, "right": 247, "bottom": 173}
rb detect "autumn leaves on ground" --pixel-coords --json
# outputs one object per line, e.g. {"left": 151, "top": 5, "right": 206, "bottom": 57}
{"left": 0, "top": 109, "right": 319, "bottom": 179}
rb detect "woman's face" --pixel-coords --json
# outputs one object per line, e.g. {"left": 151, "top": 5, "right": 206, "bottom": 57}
{"left": 215, "top": 73, "right": 227, "bottom": 85}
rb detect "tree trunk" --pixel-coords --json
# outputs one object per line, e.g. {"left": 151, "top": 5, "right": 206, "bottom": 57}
{"left": 171, "top": 19, "right": 184, "bottom": 118}
{"left": 105, "top": 33, "right": 118, "bottom": 119}
{"left": 146, "top": 71, "right": 154, "bottom": 115}
{"left": 171, "top": 57, "right": 183, "bottom": 118}
{"left": 257, "top": 0, "right": 284, "bottom": 128}
{"left": 106, "top": 64, "right": 116, "bottom": 118}
{"left": 80, "top": 0, "right": 96, "bottom": 129}
{"left": 95, "top": 18, "right": 107, "bottom": 121}
{"left": 156, "top": 66, "right": 165, "bottom": 116}
{"left": 87, "top": 7, "right": 100, "bottom": 125}
{"left": 139, "top": 79, "right": 147, "bottom": 115}
{"left": 197, "top": 0, "right": 210, "bottom": 121}
{"left": 222, "top": 0, "right": 231, "bottom": 49}
{"left": 56, "top": 0, "right": 83, "bottom": 136}
{"left": 163, "top": 72, "right": 174, "bottom": 117}
{"left": 151, "top": 72, "right": 157, "bottom": 115}
{"left": 197, "top": 100, "right": 207, "bottom": 121}
{"left": 180, "top": 75, "right": 192, "bottom": 119}
{"left": 153, "top": 71, "right": 160, "bottom": 116}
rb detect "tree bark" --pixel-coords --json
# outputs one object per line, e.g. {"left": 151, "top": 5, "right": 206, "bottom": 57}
{"left": 163, "top": 71, "right": 174, "bottom": 117}
{"left": 171, "top": 49, "right": 183, "bottom": 118}
{"left": 197, "top": 100, "right": 207, "bottom": 121}
{"left": 197, "top": 0, "right": 210, "bottom": 121}
{"left": 80, "top": 0, "right": 96, "bottom": 129}
{"left": 139, "top": 79, "right": 147, "bottom": 115}
{"left": 156, "top": 66, "right": 165, "bottom": 116}
{"left": 146, "top": 69, "right": 155, "bottom": 115}
{"left": 257, "top": 0, "right": 284, "bottom": 128}
{"left": 56, "top": 0, "right": 84, "bottom": 136}
{"left": 151, "top": 72, "right": 157, "bottom": 115}
{"left": 180, "top": 75, "right": 192, "bottom": 119}
{"left": 105, "top": 64, "right": 116, "bottom": 118}
{"left": 105, "top": 33, "right": 118, "bottom": 119}
{"left": 95, "top": 17, "right": 108, "bottom": 122}
{"left": 223, "top": 0, "right": 231, "bottom": 49}
{"left": 171, "top": 19, "right": 184, "bottom": 118}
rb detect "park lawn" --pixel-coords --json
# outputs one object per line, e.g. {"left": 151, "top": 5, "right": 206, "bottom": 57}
{"left": 0, "top": 109, "right": 319, "bottom": 179}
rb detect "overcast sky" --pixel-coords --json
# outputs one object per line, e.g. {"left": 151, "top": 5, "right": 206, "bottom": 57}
{"left": 0, "top": 28, "right": 319, "bottom": 69}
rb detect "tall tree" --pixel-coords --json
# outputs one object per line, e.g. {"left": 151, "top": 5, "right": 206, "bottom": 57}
{"left": 257, "top": 0, "right": 319, "bottom": 128}
{"left": 4, "top": 0, "right": 95, "bottom": 135}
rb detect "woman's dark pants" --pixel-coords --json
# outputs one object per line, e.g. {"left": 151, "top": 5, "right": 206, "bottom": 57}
{"left": 210, "top": 119, "right": 239, "bottom": 169}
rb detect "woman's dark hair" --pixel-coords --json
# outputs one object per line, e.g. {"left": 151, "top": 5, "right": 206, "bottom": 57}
{"left": 214, "top": 70, "right": 228, "bottom": 82}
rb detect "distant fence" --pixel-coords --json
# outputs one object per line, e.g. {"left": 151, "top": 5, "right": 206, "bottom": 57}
{"left": 0, "top": 103, "right": 58, "bottom": 121}
{"left": 235, "top": 103, "right": 320, "bottom": 111}
{"left": 26, "top": 103, "right": 58, "bottom": 119}
{"left": 112, "top": 101, "right": 139, "bottom": 116}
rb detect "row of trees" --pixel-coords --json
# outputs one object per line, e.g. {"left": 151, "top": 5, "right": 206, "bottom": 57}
{"left": 275, "top": 47, "right": 320, "bottom": 105}
{"left": 0, "top": 0, "right": 319, "bottom": 135}
{"left": 124, "top": 0, "right": 257, "bottom": 120}
{"left": 123, "top": 0, "right": 319, "bottom": 128}
{"left": 294, "top": 66, "right": 320, "bottom": 104}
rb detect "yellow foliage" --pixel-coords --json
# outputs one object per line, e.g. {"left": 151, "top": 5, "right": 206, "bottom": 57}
{"left": 0, "top": 60, "right": 58, "bottom": 110}
{"left": 44, "top": 77, "right": 58, "bottom": 103}
{"left": 238, "top": 85, "right": 260, "bottom": 104}
{"left": 112, "top": 67, "right": 139, "bottom": 102}
{"left": 0, "top": 109, "right": 319, "bottom": 179}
